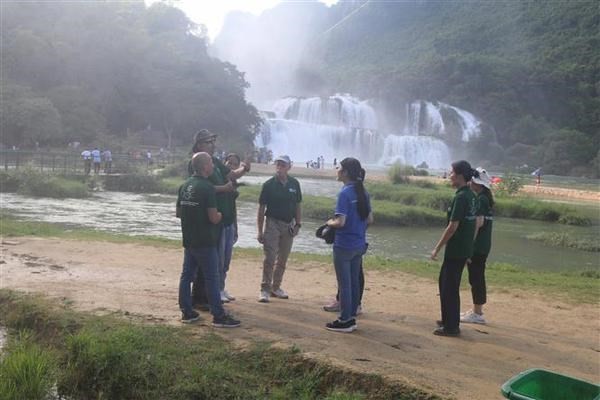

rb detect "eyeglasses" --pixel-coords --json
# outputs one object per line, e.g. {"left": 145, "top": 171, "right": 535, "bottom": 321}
{"left": 203, "top": 139, "right": 216, "bottom": 144}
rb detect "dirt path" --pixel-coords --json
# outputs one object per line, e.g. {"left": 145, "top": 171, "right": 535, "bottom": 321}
{"left": 1, "top": 237, "right": 598, "bottom": 399}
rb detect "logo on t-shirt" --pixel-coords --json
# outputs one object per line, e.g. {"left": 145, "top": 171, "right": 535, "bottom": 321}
{"left": 183, "top": 184, "right": 194, "bottom": 200}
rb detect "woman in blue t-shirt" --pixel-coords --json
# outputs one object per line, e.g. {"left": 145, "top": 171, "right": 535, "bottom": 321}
{"left": 325, "top": 158, "right": 373, "bottom": 333}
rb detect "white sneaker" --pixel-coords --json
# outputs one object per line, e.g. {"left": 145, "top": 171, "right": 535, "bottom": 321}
{"left": 223, "top": 290, "right": 235, "bottom": 301}
{"left": 460, "top": 311, "right": 486, "bottom": 324}
{"left": 271, "top": 288, "right": 289, "bottom": 299}
{"left": 220, "top": 291, "right": 230, "bottom": 303}
{"left": 258, "top": 290, "right": 270, "bottom": 303}
{"left": 460, "top": 309, "right": 474, "bottom": 318}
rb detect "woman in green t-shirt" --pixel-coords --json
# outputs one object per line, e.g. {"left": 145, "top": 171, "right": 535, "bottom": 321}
{"left": 430, "top": 160, "right": 477, "bottom": 337}
{"left": 461, "top": 167, "right": 494, "bottom": 325}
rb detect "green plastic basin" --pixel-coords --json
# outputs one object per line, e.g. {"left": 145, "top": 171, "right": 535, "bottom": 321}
{"left": 501, "top": 369, "right": 600, "bottom": 400}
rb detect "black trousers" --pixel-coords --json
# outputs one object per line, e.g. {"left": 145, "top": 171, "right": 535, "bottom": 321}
{"left": 439, "top": 257, "right": 467, "bottom": 331}
{"left": 467, "top": 254, "right": 488, "bottom": 305}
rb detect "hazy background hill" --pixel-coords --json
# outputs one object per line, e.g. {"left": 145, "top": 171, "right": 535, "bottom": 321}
{"left": 214, "top": 0, "right": 599, "bottom": 176}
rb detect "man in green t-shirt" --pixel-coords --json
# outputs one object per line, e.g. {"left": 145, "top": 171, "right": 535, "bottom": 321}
{"left": 189, "top": 130, "right": 251, "bottom": 308}
{"left": 177, "top": 152, "right": 240, "bottom": 328}
{"left": 257, "top": 155, "right": 302, "bottom": 303}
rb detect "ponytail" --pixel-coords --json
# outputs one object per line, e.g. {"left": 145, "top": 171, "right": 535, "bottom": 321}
{"left": 340, "top": 158, "right": 369, "bottom": 220}
{"left": 482, "top": 186, "right": 495, "bottom": 209}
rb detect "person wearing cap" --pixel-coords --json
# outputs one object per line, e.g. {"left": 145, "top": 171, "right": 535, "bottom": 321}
{"left": 461, "top": 167, "right": 494, "bottom": 325}
{"left": 177, "top": 152, "right": 240, "bottom": 327}
{"left": 257, "top": 155, "right": 302, "bottom": 303}
{"left": 430, "top": 160, "right": 477, "bottom": 337}
{"left": 189, "top": 129, "right": 251, "bottom": 309}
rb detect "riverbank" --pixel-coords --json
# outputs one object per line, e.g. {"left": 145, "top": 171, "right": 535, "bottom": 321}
{"left": 250, "top": 163, "right": 600, "bottom": 202}
{"left": 1, "top": 233, "right": 598, "bottom": 399}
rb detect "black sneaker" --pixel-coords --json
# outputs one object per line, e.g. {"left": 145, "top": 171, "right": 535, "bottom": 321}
{"left": 325, "top": 319, "right": 357, "bottom": 333}
{"left": 212, "top": 314, "right": 241, "bottom": 328}
{"left": 432, "top": 327, "right": 460, "bottom": 337}
{"left": 181, "top": 310, "right": 201, "bottom": 324}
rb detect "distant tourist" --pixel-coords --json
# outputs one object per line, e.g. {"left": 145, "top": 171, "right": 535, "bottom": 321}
{"left": 462, "top": 167, "right": 494, "bottom": 325}
{"left": 176, "top": 152, "right": 240, "bottom": 327}
{"left": 323, "top": 157, "right": 372, "bottom": 333}
{"left": 91, "top": 147, "right": 101, "bottom": 174}
{"left": 81, "top": 149, "right": 92, "bottom": 175}
{"left": 257, "top": 155, "right": 302, "bottom": 303}
{"left": 532, "top": 167, "right": 542, "bottom": 186}
{"left": 430, "top": 160, "right": 477, "bottom": 337}
{"left": 333, "top": 158, "right": 337, "bottom": 168}
{"left": 146, "top": 150, "right": 153, "bottom": 167}
{"left": 103, "top": 149, "right": 112, "bottom": 174}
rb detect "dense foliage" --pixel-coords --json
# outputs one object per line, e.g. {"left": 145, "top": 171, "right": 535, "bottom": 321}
{"left": 1, "top": 1, "right": 261, "bottom": 152}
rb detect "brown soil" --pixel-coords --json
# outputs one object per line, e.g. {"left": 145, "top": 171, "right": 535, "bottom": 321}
{"left": 1, "top": 237, "right": 598, "bottom": 399}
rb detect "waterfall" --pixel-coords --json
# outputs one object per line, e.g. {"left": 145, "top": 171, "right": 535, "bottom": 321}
{"left": 404, "top": 100, "right": 481, "bottom": 141}
{"left": 256, "top": 94, "right": 381, "bottom": 164}
{"left": 380, "top": 135, "right": 451, "bottom": 169}
{"left": 256, "top": 95, "right": 484, "bottom": 168}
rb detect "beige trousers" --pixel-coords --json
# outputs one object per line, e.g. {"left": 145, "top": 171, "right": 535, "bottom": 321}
{"left": 261, "top": 217, "right": 294, "bottom": 292}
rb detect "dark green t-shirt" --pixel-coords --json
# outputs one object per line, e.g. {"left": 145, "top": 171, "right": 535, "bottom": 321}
{"left": 188, "top": 156, "right": 234, "bottom": 225}
{"left": 473, "top": 193, "right": 493, "bottom": 255}
{"left": 259, "top": 175, "right": 302, "bottom": 223}
{"left": 177, "top": 176, "right": 219, "bottom": 248}
{"left": 444, "top": 185, "right": 477, "bottom": 259}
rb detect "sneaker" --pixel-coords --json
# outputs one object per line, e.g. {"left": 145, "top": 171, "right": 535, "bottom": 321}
{"left": 258, "top": 290, "right": 270, "bottom": 303}
{"left": 460, "top": 312, "right": 486, "bottom": 324}
{"left": 323, "top": 300, "right": 340, "bottom": 312}
{"left": 271, "top": 288, "right": 289, "bottom": 299}
{"left": 432, "top": 327, "right": 460, "bottom": 337}
{"left": 223, "top": 290, "right": 236, "bottom": 301}
{"left": 326, "top": 319, "right": 357, "bottom": 333}
{"left": 220, "top": 291, "right": 230, "bottom": 303}
{"left": 460, "top": 309, "right": 474, "bottom": 318}
{"left": 212, "top": 314, "right": 241, "bottom": 328}
{"left": 181, "top": 310, "right": 201, "bottom": 324}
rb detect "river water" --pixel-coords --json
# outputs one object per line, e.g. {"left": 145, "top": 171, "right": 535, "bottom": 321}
{"left": 1, "top": 176, "right": 598, "bottom": 272}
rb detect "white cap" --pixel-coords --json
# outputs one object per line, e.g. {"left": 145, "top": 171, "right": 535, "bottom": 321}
{"left": 472, "top": 167, "right": 491, "bottom": 189}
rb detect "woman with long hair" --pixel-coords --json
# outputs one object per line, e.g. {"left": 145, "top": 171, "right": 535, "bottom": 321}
{"left": 461, "top": 167, "right": 494, "bottom": 324}
{"left": 430, "top": 160, "right": 477, "bottom": 336}
{"left": 325, "top": 157, "right": 373, "bottom": 333}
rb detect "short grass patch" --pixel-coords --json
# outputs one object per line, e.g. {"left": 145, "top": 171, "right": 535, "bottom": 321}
{"left": 0, "top": 291, "right": 441, "bottom": 400}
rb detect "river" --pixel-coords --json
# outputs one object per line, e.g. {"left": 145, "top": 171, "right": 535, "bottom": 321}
{"left": 1, "top": 176, "right": 598, "bottom": 272}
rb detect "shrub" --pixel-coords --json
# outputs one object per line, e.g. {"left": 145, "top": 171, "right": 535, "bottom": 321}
{"left": 0, "top": 171, "right": 19, "bottom": 192}
{"left": 388, "top": 163, "right": 417, "bottom": 184}
{"left": 16, "top": 167, "right": 89, "bottom": 198}
{"left": 0, "top": 332, "right": 56, "bottom": 400}
{"left": 495, "top": 172, "right": 524, "bottom": 196}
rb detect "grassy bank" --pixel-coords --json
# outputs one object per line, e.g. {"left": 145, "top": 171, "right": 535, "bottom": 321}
{"left": 0, "top": 291, "right": 440, "bottom": 400}
{"left": 0, "top": 169, "right": 89, "bottom": 198}
{"left": 239, "top": 182, "right": 593, "bottom": 227}
{"left": 526, "top": 232, "right": 600, "bottom": 252}
{"left": 366, "top": 182, "right": 593, "bottom": 226}
{"left": 1, "top": 215, "right": 597, "bottom": 304}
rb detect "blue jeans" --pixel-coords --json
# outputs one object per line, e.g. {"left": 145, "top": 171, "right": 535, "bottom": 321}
{"left": 218, "top": 224, "right": 235, "bottom": 291}
{"left": 333, "top": 245, "right": 366, "bottom": 322}
{"left": 179, "top": 247, "right": 225, "bottom": 319}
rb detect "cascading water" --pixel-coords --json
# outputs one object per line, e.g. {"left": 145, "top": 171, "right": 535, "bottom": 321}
{"left": 256, "top": 95, "right": 484, "bottom": 168}
{"left": 255, "top": 94, "right": 381, "bottom": 164}
{"left": 379, "top": 136, "right": 451, "bottom": 169}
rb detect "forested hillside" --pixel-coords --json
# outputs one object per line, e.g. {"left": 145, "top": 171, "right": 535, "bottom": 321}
{"left": 1, "top": 1, "right": 260, "bottom": 152}
{"left": 216, "top": 0, "right": 599, "bottom": 176}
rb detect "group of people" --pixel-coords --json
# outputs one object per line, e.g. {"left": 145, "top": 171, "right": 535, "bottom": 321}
{"left": 177, "top": 130, "right": 493, "bottom": 336}
{"left": 81, "top": 148, "right": 112, "bottom": 175}
{"left": 306, "top": 155, "right": 326, "bottom": 169}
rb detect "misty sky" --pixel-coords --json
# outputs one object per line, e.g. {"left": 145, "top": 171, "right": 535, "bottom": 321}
{"left": 145, "top": 0, "right": 338, "bottom": 41}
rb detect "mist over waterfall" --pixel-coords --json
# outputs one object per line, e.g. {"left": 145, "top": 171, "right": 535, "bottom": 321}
{"left": 256, "top": 95, "right": 484, "bottom": 168}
